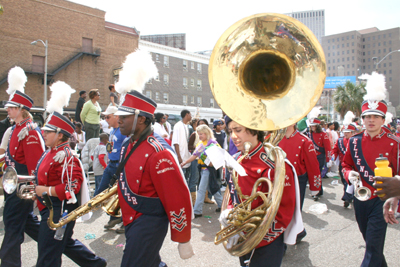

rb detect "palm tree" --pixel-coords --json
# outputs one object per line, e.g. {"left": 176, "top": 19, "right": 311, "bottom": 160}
{"left": 333, "top": 81, "right": 366, "bottom": 118}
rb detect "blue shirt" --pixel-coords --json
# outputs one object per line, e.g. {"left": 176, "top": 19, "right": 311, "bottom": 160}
{"left": 108, "top": 127, "right": 126, "bottom": 161}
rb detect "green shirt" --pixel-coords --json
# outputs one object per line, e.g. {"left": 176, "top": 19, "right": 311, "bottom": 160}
{"left": 80, "top": 100, "right": 101, "bottom": 124}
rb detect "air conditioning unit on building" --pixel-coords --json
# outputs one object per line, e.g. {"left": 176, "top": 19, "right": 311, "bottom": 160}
{"left": 164, "top": 82, "right": 169, "bottom": 86}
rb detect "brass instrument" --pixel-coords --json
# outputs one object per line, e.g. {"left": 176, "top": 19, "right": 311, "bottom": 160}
{"left": 2, "top": 166, "right": 36, "bottom": 199}
{"left": 209, "top": 13, "right": 325, "bottom": 256}
{"left": 353, "top": 174, "right": 371, "bottom": 201}
{"left": 43, "top": 184, "right": 120, "bottom": 230}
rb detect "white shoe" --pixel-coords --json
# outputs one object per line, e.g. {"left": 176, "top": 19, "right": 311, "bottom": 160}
{"left": 326, "top": 172, "right": 335, "bottom": 178}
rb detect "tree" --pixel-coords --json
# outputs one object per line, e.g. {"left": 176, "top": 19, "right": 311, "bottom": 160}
{"left": 333, "top": 81, "right": 366, "bottom": 118}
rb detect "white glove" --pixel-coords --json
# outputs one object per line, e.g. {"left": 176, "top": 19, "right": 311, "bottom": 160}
{"left": 178, "top": 242, "right": 194, "bottom": 259}
{"left": 218, "top": 209, "right": 240, "bottom": 249}
{"left": 17, "top": 122, "right": 38, "bottom": 141}
{"left": 348, "top": 171, "right": 360, "bottom": 185}
{"left": 326, "top": 161, "right": 332, "bottom": 168}
{"left": 53, "top": 151, "right": 66, "bottom": 163}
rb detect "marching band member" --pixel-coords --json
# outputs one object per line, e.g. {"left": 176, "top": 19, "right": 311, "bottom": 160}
{"left": 331, "top": 111, "right": 357, "bottom": 208}
{"left": 114, "top": 49, "right": 193, "bottom": 266}
{"left": 381, "top": 112, "right": 393, "bottom": 134}
{"left": 222, "top": 116, "right": 303, "bottom": 266}
{"left": 34, "top": 81, "right": 106, "bottom": 267}
{"left": 342, "top": 72, "right": 399, "bottom": 267}
{"left": 279, "top": 123, "right": 321, "bottom": 243}
{"left": 0, "top": 67, "right": 45, "bottom": 267}
{"left": 307, "top": 107, "right": 331, "bottom": 199}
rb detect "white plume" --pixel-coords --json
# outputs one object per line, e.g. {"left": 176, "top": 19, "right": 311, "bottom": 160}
{"left": 115, "top": 49, "right": 158, "bottom": 96}
{"left": 307, "top": 106, "right": 321, "bottom": 119}
{"left": 385, "top": 112, "right": 393, "bottom": 125}
{"left": 46, "top": 81, "right": 76, "bottom": 114}
{"left": 343, "top": 111, "right": 355, "bottom": 126}
{"left": 359, "top": 72, "right": 387, "bottom": 101}
{"left": 7, "top": 66, "right": 27, "bottom": 95}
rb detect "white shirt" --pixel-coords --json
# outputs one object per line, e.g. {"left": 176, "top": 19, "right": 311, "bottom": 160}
{"left": 0, "top": 127, "right": 12, "bottom": 150}
{"left": 165, "top": 121, "right": 172, "bottom": 135}
{"left": 74, "top": 131, "right": 86, "bottom": 150}
{"left": 153, "top": 122, "right": 170, "bottom": 139}
{"left": 172, "top": 121, "right": 190, "bottom": 168}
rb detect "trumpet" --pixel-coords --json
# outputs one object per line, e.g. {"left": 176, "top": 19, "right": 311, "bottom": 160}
{"left": 2, "top": 166, "right": 36, "bottom": 199}
{"left": 353, "top": 174, "right": 371, "bottom": 201}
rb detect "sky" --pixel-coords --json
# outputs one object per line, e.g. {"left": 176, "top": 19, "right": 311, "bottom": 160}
{"left": 69, "top": 0, "right": 400, "bottom": 52}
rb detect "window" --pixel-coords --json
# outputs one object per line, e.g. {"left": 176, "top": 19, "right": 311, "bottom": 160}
{"left": 197, "top": 96, "right": 202, "bottom": 107}
{"left": 155, "top": 54, "right": 160, "bottom": 62}
{"left": 82, "top": 38, "right": 93, "bottom": 53}
{"left": 164, "top": 56, "right": 169, "bottom": 67}
{"left": 197, "top": 80, "right": 202, "bottom": 90}
{"left": 32, "top": 55, "right": 45, "bottom": 73}
{"left": 190, "top": 78, "right": 194, "bottom": 87}
{"left": 155, "top": 74, "right": 159, "bottom": 81}
{"left": 183, "top": 95, "right": 188, "bottom": 105}
{"left": 210, "top": 98, "right": 214, "bottom": 108}
{"left": 163, "top": 93, "right": 169, "bottom": 103}
{"left": 197, "top": 63, "right": 202, "bottom": 74}
{"left": 338, "top": 58, "right": 340, "bottom": 63}
{"left": 164, "top": 74, "right": 169, "bottom": 86}
{"left": 183, "top": 77, "right": 188, "bottom": 88}
{"left": 191, "top": 62, "right": 195, "bottom": 69}
{"left": 190, "top": 96, "right": 195, "bottom": 104}
{"left": 155, "top": 92, "right": 160, "bottom": 101}
{"left": 145, "top": 90, "right": 152, "bottom": 99}
{"left": 183, "top": 60, "right": 188, "bottom": 70}
{"left": 328, "top": 53, "right": 330, "bottom": 57}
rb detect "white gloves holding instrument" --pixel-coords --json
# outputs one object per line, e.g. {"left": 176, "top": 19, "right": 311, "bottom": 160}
{"left": 218, "top": 209, "right": 240, "bottom": 249}
{"left": 178, "top": 242, "right": 194, "bottom": 259}
{"left": 348, "top": 170, "right": 360, "bottom": 185}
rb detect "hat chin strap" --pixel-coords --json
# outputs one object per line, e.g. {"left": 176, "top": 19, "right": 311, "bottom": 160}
{"left": 129, "top": 110, "right": 140, "bottom": 137}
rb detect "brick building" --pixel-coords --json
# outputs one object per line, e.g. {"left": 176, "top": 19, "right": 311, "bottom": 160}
{"left": 137, "top": 40, "right": 220, "bottom": 110}
{"left": 0, "top": 0, "right": 139, "bottom": 110}
{"left": 321, "top": 27, "right": 400, "bottom": 108}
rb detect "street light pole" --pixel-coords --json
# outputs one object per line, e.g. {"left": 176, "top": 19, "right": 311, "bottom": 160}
{"left": 373, "top": 49, "right": 400, "bottom": 71}
{"left": 31, "top": 39, "right": 48, "bottom": 119}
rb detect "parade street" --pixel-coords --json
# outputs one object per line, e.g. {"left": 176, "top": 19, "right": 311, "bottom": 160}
{"left": 1, "top": 176, "right": 399, "bottom": 267}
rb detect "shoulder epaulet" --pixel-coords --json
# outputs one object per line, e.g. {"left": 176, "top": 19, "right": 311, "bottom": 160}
{"left": 63, "top": 146, "right": 73, "bottom": 158}
{"left": 387, "top": 133, "right": 400, "bottom": 143}
{"left": 147, "top": 136, "right": 165, "bottom": 153}
{"left": 298, "top": 132, "right": 311, "bottom": 141}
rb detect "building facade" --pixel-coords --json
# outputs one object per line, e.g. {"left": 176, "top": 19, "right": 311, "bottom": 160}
{"left": 136, "top": 40, "right": 220, "bottom": 112}
{"left": 321, "top": 27, "right": 400, "bottom": 108}
{"left": 141, "top": 34, "right": 186, "bottom": 50}
{"left": 285, "top": 9, "right": 325, "bottom": 44}
{"left": 0, "top": 0, "right": 139, "bottom": 110}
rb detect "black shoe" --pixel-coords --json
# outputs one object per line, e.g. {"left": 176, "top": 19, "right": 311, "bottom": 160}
{"left": 115, "top": 225, "right": 125, "bottom": 234}
{"left": 312, "top": 195, "right": 320, "bottom": 201}
{"left": 194, "top": 214, "right": 202, "bottom": 218}
{"left": 215, "top": 208, "right": 221, "bottom": 212}
{"left": 296, "top": 229, "right": 307, "bottom": 244}
{"left": 344, "top": 200, "right": 350, "bottom": 208}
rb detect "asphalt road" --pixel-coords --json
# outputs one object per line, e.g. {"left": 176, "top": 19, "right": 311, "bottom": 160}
{"left": 0, "top": 176, "right": 399, "bottom": 267}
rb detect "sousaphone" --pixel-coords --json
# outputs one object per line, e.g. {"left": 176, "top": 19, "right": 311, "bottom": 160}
{"left": 210, "top": 13, "right": 325, "bottom": 256}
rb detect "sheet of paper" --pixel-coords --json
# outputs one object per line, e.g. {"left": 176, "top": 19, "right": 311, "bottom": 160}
{"left": 205, "top": 146, "right": 247, "bottom": 176}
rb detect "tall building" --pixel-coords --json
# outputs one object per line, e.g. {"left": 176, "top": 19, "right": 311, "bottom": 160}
{"left": 285, "top": 9, "right": 325, "bottom": 44}
{"left": 321, "top": 27, "right": 400, "bottom": 108}
{"left": 0, "top": 0, "right": 139, "bottom": 110}
{"left": 141, "top": 34, "right": 186, "bottom": 50}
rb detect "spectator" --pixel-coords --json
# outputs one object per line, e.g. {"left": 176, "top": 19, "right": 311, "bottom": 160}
{"left": 100, "top": 114, "right": 112, "bottom": 135}
{"left": 80, "top": 89, "right": 101, "bottom": 141}
{"left": 213, "top": 119, "right": 228, "bottom": 150}
{"left": 74, "top": 90, "right": 86, "bottom": 124}
{"left": 153, "top": 113, "right": 170, "bottom": 141}
{"left": 164, "top": 114, "right": 172, "bottom": 135}
{"left": 172, "top": 110, "right": 192, "bottom": 180}
{"left": 188, "top": 118, "right": 200, "bottom": 205}
{"left": 198, "top": 118, "right": 209, "bottom": 127}
{"left": 73, "top": 122, "right": 85, "bottom": 156}
{"left": 91, "top": 133, "right": 108, "bottom": 194}
{"left": 109, "top": 84, "right": 119, "bottom": 106}
{"left": 0, "top": 117, "right": 13, "bottom": 141}
{"left": 180, "top": 124, "right": 223, "bottom": 217}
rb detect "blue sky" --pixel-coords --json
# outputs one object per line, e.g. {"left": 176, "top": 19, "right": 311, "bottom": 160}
{"left": 69, "top": 0, "right": 400, "bottom": 52}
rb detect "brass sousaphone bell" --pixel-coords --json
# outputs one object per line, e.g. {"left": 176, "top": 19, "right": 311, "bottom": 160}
{"left": 209, "top": 13, "right": 326, "bottom": 256}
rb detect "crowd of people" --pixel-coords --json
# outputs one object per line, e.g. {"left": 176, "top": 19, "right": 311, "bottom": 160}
{"left": 2, "top": 51, "right": 400, "bottom": 267}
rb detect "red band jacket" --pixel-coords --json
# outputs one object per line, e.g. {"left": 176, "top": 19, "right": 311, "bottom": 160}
{"left": 332, "top": 137, "right": 349, "bottom": 163}
{"left": 117, "top": 135, "right": 192, "bottom": 243}
{"left": 279, "top": 130, "right": 321, "bottom": 193}
{"left": 228, "top": 142, "right": 296, "bottom": 248}
{"left": 309, "top": 131, "right": 331, "bottom": 163}
{"left": 6, "top": 118, "right": 44, "bottom": 175}
{"left": 36, "top": 142, "right": 83, "bottom": 210}
{"left": 342, "top": 130, "right": 400, "bottom": 200}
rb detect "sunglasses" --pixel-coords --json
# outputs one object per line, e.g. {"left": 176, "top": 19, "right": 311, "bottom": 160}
{"left": 105, "top": 115, "right": 112, "bottom": 119}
